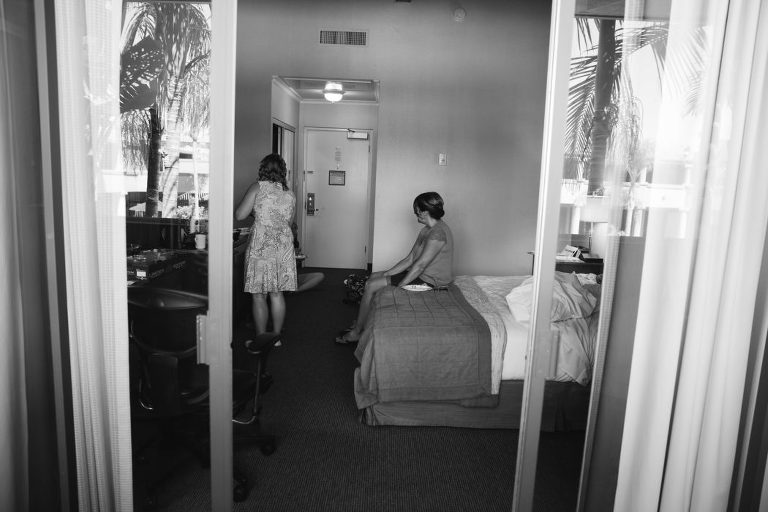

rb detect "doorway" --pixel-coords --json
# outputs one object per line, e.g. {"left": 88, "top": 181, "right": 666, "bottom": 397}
{"left": 272, "top": 120, "right": 296, "bottom": 188}
{"left": 302, "top": 128, "right": 372, "bottom": 269}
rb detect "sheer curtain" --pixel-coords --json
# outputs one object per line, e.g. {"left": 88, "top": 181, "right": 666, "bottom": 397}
{"left": 53, "top": 1, "right": 133, "bottom": 510}
{"left": 1, "top": 2, "right": 30, "bottom": 507}
{"left": 615, "top": 0, "right": 768, "bottom": 510}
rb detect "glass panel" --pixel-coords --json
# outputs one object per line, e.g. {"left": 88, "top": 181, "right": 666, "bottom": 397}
{"left": 233, "top": 2, "right": 553, "bottom": 509}
{"left": 532, "top": 10, "right": 651, "bottom": 510}
{"left": 531, "top": 0, "right": 719, "bottom": 509}
{"left": 121, "top": 3, "right": 215, "bottom": 509}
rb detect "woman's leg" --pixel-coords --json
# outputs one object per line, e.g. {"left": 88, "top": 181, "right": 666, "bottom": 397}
{"left": 251, "top": 293, "right": 269, "bottom": 334}
{"left": 296, "top": 272, "right": 325, "bottom": 292}
{"left": 268, "top": 291, "right": 286, "bottom": 333}
{"left": 341, "top": 274, "right": 388, "bottom": 341}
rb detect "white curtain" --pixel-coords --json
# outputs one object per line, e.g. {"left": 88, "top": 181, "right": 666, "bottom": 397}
{"left": 0, "top": 3, "right": 30, "bottom": 508}
{"left": 615, "top": 0, "right": 768, "bottom": 510}
{"left": 53, "top": 1, "right": 133, "bottom": 510}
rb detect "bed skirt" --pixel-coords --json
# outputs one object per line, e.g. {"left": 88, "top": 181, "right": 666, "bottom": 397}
{"left": 360, "top": 380, "right": 590, "bottom": 431}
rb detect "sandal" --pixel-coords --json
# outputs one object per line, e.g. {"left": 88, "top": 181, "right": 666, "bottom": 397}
{"left": 335, "top": 331, "right": 360, "bottom": 345}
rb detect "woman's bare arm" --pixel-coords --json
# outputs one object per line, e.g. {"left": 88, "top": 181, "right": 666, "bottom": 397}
{"left": 382, "top": 238, "right": 421, "bottom": 277}
{"left": 396, "top": 238, "right": 445, "bottom": 287}
{"left": 235, "top": 182, "right": 259, "bottom": 221}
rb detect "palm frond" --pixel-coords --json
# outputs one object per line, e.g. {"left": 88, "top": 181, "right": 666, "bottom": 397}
{"left": 152, "top": 3, "right": 211, "bottom": 116}
{"left": 120, "top": 109, "right": 151, "bottom": 173}
{"left": 120, "top": 2, "right": 212, "bottom": 187}
{"left": 565, "top": 18, "right": 708, "bottom": 177}
{"left": 119, "top": 37, "right": 163, "bottom": 112}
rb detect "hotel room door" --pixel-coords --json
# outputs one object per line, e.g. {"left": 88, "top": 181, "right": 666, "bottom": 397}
{"left": 303, "top": 128, "right": 371, "bottom": 269}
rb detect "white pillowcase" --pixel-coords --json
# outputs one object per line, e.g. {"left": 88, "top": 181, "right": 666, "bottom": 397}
{"left": 505, "top": 271, "right": 598, "bottom": 323}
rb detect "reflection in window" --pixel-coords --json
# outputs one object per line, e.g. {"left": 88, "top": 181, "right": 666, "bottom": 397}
{"left": 560, "top": 17, "right": 706, "bottom": 258}
{"left": 120, "top": 2, "right": 212, "bottom": 223}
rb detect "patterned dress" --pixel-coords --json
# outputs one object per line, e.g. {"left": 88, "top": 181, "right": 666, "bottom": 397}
{"left": 244, "top": 181, "right": 297, "bottom": 293}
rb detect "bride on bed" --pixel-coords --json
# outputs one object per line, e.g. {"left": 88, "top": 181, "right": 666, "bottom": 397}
{"left": 335, "top": 191, "right": 454, "bottom": 344}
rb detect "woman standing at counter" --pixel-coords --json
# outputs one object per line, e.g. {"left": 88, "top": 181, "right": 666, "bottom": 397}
{"left": 235, "top": 153, "right": 297, "bottom": 336}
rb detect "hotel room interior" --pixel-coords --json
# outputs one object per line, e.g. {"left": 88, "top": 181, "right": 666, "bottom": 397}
{"left": 3, "top": 0, "right": 768, "bottom": 511}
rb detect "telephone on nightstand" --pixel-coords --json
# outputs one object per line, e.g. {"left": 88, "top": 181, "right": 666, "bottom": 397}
{"left": 560, "top": 245, "right": 582, "bottom": 258}
{"left": 557, "top": 245, "right": 582, "bottom": 263}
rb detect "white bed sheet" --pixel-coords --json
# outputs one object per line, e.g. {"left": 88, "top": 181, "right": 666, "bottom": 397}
{"left": 455, "top": 275, "right": 597, "bottom": 392}
{"left": 468, "top": 276, "right": 529, "bottom": 382}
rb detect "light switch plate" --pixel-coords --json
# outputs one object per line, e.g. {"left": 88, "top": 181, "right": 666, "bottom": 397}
{"left": 438, "top": 153, "right": 447, "bottom": 166}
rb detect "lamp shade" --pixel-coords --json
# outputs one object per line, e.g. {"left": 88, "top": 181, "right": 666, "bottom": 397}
{"left": 323, "top": 82, "right": 344, "bottom": 103}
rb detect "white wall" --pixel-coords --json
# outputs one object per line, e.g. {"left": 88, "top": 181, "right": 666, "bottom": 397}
{"left": 235, "top": 0, "right": 551, "bottom": 275}
{"left": 271, "top": 80, "right": 300, "bottom": 132}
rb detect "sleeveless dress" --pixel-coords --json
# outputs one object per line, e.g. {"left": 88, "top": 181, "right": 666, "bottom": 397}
{"left": 244, "top": 181, "right": 297, "bottom": 293}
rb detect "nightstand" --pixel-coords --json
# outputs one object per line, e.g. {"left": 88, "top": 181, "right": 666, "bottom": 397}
{"left": 555, "top": 259, "right": 604, "bottom": 274}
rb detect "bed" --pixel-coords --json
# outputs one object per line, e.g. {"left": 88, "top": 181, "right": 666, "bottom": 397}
{"left": 353, "top": 271, "right": 601, "bottom": 430}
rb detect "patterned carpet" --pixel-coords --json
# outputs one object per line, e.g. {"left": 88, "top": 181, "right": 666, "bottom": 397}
{"left": 133, "top": 268, "right": 584, "bottom": 512}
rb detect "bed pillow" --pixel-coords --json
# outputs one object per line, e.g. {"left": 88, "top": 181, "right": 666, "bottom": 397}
{"left": 505, "top": 271, "right": 598, "bottom": 323}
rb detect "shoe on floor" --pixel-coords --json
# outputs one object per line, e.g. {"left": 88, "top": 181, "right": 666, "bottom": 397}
{"left": 335, "top": 332, "right": 359, "bottom": 345}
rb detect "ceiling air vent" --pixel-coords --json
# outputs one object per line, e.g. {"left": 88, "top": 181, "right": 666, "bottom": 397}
{"left": 320, "top": 30, "right": 368, "bottom": 46}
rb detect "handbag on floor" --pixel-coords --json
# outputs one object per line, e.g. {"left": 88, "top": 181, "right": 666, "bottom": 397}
{"left": 343, "top": 273, "right": 369, "bottom": 304}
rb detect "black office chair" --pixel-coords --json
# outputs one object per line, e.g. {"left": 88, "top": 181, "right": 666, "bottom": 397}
{"left": 127, "top": 287, "right": 279, "bottom": 509}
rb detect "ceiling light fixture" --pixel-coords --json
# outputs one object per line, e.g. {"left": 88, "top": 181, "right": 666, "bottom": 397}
{"left": 323, "top": 81, "right": 344, "bottom": 103}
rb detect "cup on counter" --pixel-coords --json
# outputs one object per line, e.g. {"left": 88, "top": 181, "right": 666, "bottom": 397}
{"left": 195, "top": 233, "right": 207, "bottom": 250}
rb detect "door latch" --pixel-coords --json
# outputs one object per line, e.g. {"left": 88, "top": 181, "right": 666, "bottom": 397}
{"left": 196, "top": 313, "right": 208, "bottom": 364}
{"left": 307, "top": 192, "right": 316, "bottom": 216}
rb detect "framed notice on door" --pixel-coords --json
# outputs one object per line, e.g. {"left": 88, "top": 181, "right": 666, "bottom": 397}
{"left": 328, "top": 170, "right": 345, "bottom": 186}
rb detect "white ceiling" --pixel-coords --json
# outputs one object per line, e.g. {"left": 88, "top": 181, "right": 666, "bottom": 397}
{"left": 276, "top": 76, "right": 380, "bottom": 103}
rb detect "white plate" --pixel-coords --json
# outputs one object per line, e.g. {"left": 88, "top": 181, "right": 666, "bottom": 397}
{"left": 401, "top": 284, "right": 433, "bottom": 292}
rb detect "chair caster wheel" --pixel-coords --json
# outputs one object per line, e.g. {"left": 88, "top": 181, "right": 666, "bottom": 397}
{"left": 260, "top": 442, "right": 276, "bottom": 456}
{"left": 234, "top": 483, "right": 249, "bottom": 502}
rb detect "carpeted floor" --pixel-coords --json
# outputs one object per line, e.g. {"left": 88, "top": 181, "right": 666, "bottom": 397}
{"left": 133, "top": 268, "right": 584, "bottom": 512}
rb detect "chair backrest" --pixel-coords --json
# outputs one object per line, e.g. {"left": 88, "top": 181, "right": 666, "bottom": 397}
{"left": 128, "top": 287, "right": 209, "bottom": 416}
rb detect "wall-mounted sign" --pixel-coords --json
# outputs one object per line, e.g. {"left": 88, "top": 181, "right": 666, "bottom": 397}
{"left": 347, "top": 130, "right": 369, "bottom": 140}
{"left": 329, "top": 170, "right": 346, "bottom": 186}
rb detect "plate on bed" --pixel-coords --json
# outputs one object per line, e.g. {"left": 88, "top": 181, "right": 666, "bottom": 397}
{"left": 401, "top": 284, "right": 433, "bottom": 292}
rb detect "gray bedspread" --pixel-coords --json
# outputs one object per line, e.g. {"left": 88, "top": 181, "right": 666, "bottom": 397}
{"left": 353, "top": 284, "right": 492, "bottom": 408}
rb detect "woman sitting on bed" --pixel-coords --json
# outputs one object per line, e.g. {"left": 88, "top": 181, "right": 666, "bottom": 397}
{"left": 335, "top": 191, "right": 454, "bottom": 344}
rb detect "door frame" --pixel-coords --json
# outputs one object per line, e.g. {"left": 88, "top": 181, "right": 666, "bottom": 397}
{"left": 207, "top": 0, "right": 238, "bottom": 508}
{"left": 299, "top": 126, "right": 374, "bottom": 269}
{"left": 512, "top": 0, "right": 576, "bottom": 511}
{"left": 272, "top": 119, "right": 297, "bottom": 189}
